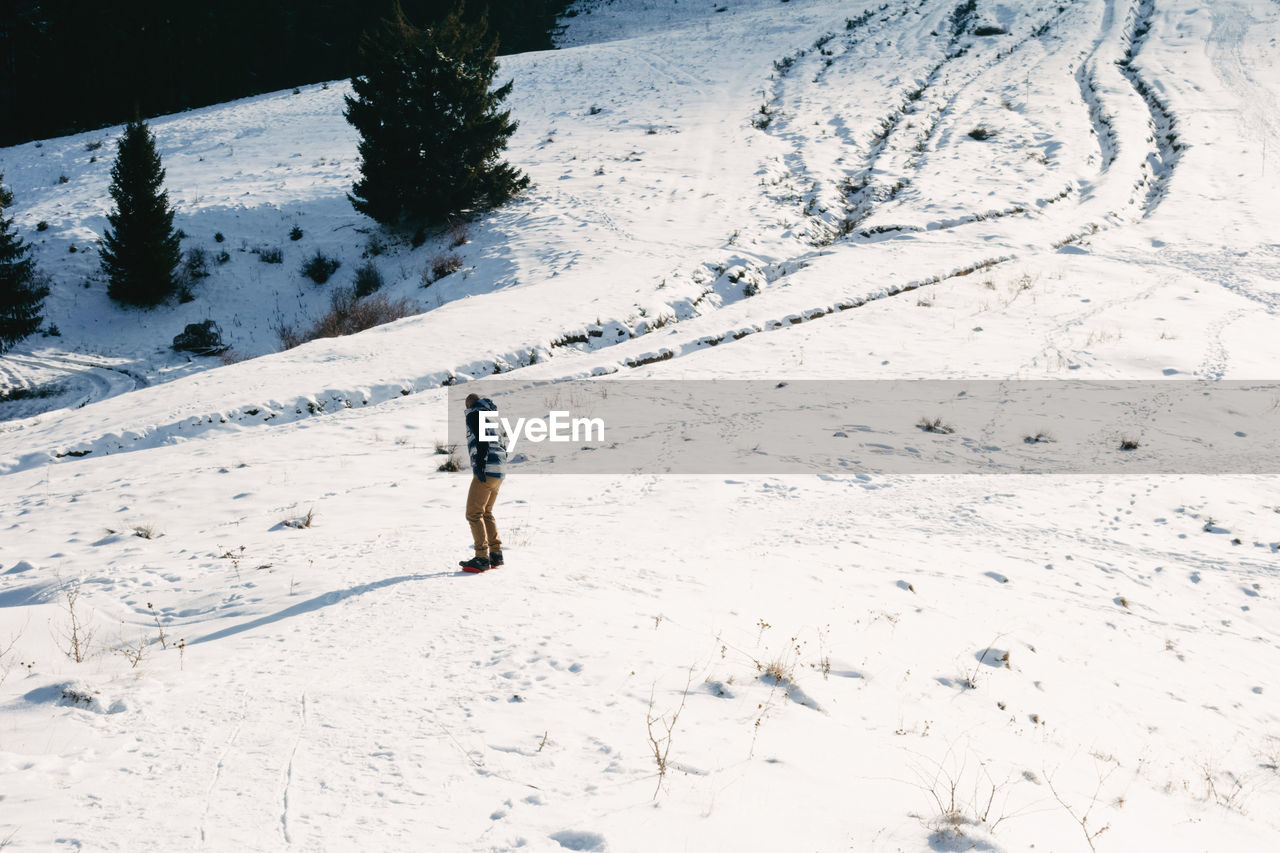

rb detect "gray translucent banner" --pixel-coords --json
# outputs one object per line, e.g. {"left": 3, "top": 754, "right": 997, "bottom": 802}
{"left": 446, "top": 380, "right": 1280, "bottom": 475}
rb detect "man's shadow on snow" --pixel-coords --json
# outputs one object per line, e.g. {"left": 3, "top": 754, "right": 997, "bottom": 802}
{"left": 187, "top": 570, "right": 459, "bottom": 646}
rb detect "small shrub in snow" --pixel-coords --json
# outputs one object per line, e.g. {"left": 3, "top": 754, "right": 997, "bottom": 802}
{"left": 422, "top": 252, "right": 462, "bottom": 286}
{"left": 301, "top": 251, "right": 341, "bottom": 284}
{"left": 918, "top": 416, "right": 955, "bottom": 434}
{"left": 448, "top": 222, "right": 469, "bottom": 247}
{"left": 364, "top": 233, "right": 386, "bottom": 257}
{"left": 36, "top": 220, "right": 49, "bottom": 232}
{"left": 646, "top": 681, "right": 688, "bottom": 799}
{"left": 1023, "top": 431, "right": 1054, "bottom": 444}
{"left": 353, "top": 260, "right": 383, "bottom": 297}
{"left": 257, "top": 246, "right": 284, "bottom": 264}
{"left": 289, "top": 225, "right": 303, "bottom": 241}
{"left": 968, "top": 125, "right": 995, "bottom": 141}
{"left": 437, "top": 454, "right": 462, "bottom": 472}
{"left": 973, "top": 24, "right": 1008, "bottom": 36}
{"left": 55, "top": 581, "right": 95, "bottom": 663}
{"left": 277, "top": 287, "right": 418, "bottom": 349}
{"left": 57, "top": 174, "right": 69, "bottom": 184}
{"left": 215, "top": 250, "right": 231, "bottom": 265}
{"left": 116, "top": 637, "right": 147, "bottom": 668}
{"left": 282, "top": 508, "right": 315, "bottom": 529}
{"left": 761, "top": 654, "right": 796, "bottom": 684}
{"left": 84, "top": 139, "right": 103, "bottom": 152}
{"left": 275, "top": 323, "right": 304, "bottom": 350}
{"left": 214, "top": 231, "right": 225, "bottom": 242}
{"left": 752, "top": 102, "right": 773, "bottom": 130}
{"left": 181, "top": 246, "right": 210, "bottom": 281}
{"left": 1, "top": 380, "right": 65, "bottom": 403}
{"left": 1119, "top": 436, "right": 1140, "bottom": 451}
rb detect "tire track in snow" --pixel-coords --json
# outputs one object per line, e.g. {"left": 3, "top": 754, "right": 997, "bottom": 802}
{"left": 1115, "top": 0, "right": 1183, "bottom": 216}
{"left": 753, "top": 1, "right": 919, "bottom": 244}
{"left": 620, "top": 254, "right": 1015, "bottom": 369}
{"left": 1074, "top": 0, "right": 1121, "bottom": 173}
{"left": 823, "top": 0, "right": 1077, "bottom": 241}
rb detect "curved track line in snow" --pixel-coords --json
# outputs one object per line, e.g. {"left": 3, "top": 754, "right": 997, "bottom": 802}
{"left": 821, "top": 1, "right": 1077, "bottom": 243}
{"left": 0, "top": 352, "right": 143, "bottom": 421}
{"left": 1115, "top": 0, "right": 1183, "bottom": 216}
{"left": 622, "top": 254, "right": 1015, "bottom": 368}
{"left": 280, "top": 691, "right": 307, "bottom": 846}
{"left": 1205, "top": 2, "right": 1280, "bottom": 173}
{"left": 199, "top": 690, "right": 249, "bottom": 847}
{"left": 1074, "top": 0, "right": 1122, "bottom": 173}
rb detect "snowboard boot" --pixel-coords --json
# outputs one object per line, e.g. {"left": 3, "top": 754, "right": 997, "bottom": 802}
{"left": 459, "top": 555, "right": 491, "bottom": 573}
{"left": 488, "top": 550, "right": 504, "bottom": 568}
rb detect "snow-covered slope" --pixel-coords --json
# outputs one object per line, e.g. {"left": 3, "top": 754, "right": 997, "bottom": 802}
{"left": 2, "top": 0, "right": 1279, "bottom": 850}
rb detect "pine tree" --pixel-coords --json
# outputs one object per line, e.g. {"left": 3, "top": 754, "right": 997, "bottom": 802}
{"left": 100, "top": 118, "right": 182, "bottom": 306}
{"left": 345, "top": 2, "right": 529, "bottom": 227}
{"left": 0, "top": 174, "right": 49, "bottom": 353}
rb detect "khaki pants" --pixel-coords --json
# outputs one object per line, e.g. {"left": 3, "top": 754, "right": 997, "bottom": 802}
{"left": 465, "top": 475, "right": 503, "bottom": 557}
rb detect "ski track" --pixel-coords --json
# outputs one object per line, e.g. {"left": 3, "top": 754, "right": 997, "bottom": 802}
{"left": 280, "top": 691, "right": 306, "bottom": 846}
{"left": 199, "top": 690, "right": 249, "bottom": 848}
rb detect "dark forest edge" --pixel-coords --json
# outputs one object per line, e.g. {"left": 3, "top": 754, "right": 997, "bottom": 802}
{"left": 0, "top": 0, "right": 573, "bottom": 147}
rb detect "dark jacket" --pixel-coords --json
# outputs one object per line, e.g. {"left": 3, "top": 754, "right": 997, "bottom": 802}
{"left": 464, "top": 397, "right": 507, "bottom": 481}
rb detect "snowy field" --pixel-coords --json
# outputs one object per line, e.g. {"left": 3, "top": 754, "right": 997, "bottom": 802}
{"left": 2, "top": 0, "right": 1280, "bottom": 849}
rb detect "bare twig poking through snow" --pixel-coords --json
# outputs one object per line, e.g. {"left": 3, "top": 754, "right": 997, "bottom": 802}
{"left": 1200, "top": 758, "right": 1250, "bottom": 811}
{"left": 964, "top": 634, "right": 1008, "bottom": 690}
{"left": 647, "top": 673, "right": 692, "bottom": 799}
{"left": 218, "top": 544, "right": 247, "bottom": 580}
{"left": 54, "top": 580, "right": 96, "bottom": 663}
{"left": 1047, "top": 767, "right": 1113, "bottom": 852}
{"left": 909, "top": 744, "right": 1013, "bottom": 845}
{"left": 0, "top": 627, "right": 24, "bottom": 687}
{"left": 147, "top": 602, "right": 168, "bottom": 649}
{"left": 115, "top": 636, "right": 148, "bottom": 668}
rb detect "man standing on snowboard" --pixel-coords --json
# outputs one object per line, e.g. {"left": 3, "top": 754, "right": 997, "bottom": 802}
{"left": 459, "top": 393, "right": 506, "bottom": 573}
